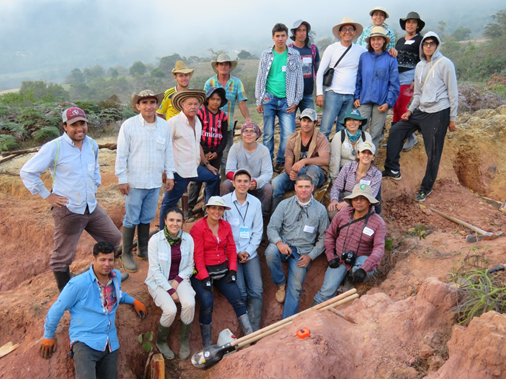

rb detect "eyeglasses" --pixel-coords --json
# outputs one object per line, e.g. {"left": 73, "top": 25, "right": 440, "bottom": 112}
{"left": 242, "top": 130, "right": 256, "bottom": 135}
{"left": 422, "top": 42, "right": 437, "bottom": 47}
{"left": 340, "top": 27, "right": 355, "bottom": 33}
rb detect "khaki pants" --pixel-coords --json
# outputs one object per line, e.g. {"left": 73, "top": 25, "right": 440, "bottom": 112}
{"left": 148, "top": 280, "right": 196, "bottom": 327}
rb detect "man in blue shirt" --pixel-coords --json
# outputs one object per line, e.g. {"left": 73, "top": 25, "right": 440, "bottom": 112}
{"left": 20, "top": 107, "right": 125, "bottom": 291}
{"left": 39, "top": 242, "right": 147, "bottom": 379}
{"left": 222, "top": 169, "right": 264, "bottom": 331}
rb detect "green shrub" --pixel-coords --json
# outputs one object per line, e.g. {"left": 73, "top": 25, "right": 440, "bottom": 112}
{"left": 0, "top": 135, "right": 19, "bottom": 151}
{"left": 1, "top": 122, "right": 28, "bottom": 140}
{"left": 17, "top": 107, "right": 46, "bottom": 129}
{"left": 34, "top": 126, "right": 60, "bottom": 142}
{"left": 0, "top": 104, "right": 9, "bottom": 117}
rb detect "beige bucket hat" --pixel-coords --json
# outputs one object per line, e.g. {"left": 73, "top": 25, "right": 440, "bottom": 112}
{"left": 332, "top": 17, "right": 363, "bottom": 40}
{"left": 171, "top": 89, "right": 207, "bottom": 112}
{"left": 205, "top": 196, "right": 231, "bottom": 210}
{"left": 365, "top": 26, "right": 391, "bottom": 46}
{"left": 369, "top": 6, "right": 389, "bottom": 18}
{"left": 130, "top": 90, "right": 164, "bottom": 113}
{"left": 172, "top": 61, "right": 194, "bottom": 77}
{"left": 211, "top": 54, "right": 238, "bottom": 74}
{"left": 344, "top": 183, "right": 379, "bottom": 205}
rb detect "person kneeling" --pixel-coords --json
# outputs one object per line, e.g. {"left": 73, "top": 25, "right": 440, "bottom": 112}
{"left": 145, "top": 207, "right": 195, "bottom": 360}
{"left": 313, "top": 183, "right": 386, "bottom": 305}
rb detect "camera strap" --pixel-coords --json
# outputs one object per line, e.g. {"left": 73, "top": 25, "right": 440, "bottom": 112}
{"left": 340, "top": 209, "right": 372, "bottom": 256}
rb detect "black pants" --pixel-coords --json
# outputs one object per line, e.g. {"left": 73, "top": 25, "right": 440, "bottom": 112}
{"left": 73, "top": 341, "right": 118, "bottom": 379}
{"left": 385, "top": 108, "right": 450, "bottom": 193}
{"left": 188, "top": 155, "right": 221, "bottom": 210}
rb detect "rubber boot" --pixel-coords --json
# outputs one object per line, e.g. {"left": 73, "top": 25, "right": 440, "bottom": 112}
{"left": 200, "top": 323, "right": 212, "bottom": 348}
{"left": 155, "top": 324, "right": 175, "bottom": 360}
{"left": 271, "top": 196, "right": 283, "bottom": 214}
{"left": 246, "top": 298, "right": 263, "bottom": 332}
{"left": 120, "top": 272, "right": 130, "bottom": 282}
{"left": 237, "top": 313, "right": 253, "bottom": 336}
{"left": 179, "top": 322, "right": 192, "bottom": 360}
{"left": 136, "top": 223, "right": 150, "bottom": 260}
{"left": 121, "top": 226, "right": 137, "bottom": 272}
{"left": 53, "top": 268, "right": 71, "bottom": 292}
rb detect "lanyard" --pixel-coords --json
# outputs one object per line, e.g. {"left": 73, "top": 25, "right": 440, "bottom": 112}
{"left": 341, "top": 209, "right": 371, "bottom": 253}
{"left": 233, "top": 201, "right": 249, "bottom": 227}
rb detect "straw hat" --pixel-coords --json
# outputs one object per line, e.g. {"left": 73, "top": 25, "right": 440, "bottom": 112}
{"left": 332, "top": 17, "right": 363, "bottom": 40}
{"left": 171, "top": 89, "right": 206, "bottom": 113}
{"left": 172, "top": 61, "right": 194, "bottom": 77}
{"left": 211, "top": 54, "right": 238, "bottom": 74}
{"left": 204, "top": 196, "right": 231, "bottom": 210}
{"left": 369, "top": 6, "right": 389, "bottom": 18}
{"left": 344, "top": 184, "right": 379, "bottom": 205}
{"left": 130, "top": 90, "right": 164, "bottom": 113}
{"left": 365, "top": 26, "right": 391, "bottom": 46}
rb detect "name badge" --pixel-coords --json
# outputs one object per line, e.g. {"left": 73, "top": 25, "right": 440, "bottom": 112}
{"left": 240, "top": 226, "right": 250, "bottom": 239}
{"left": 359, "top": 179, "right": 371, "bottom": 185}
{"left": 229, "top": 218, "right": 240, "bottom": 226}
{"left": 302, "top": 57, "right": 312, "bottom": 64}
{"left": 88, "top": 163, "right": 95, "bottom": 172}
{"left": 158, "top": 252, "right": 169, "bottom": 261}
{"left": 405, "top": 40, "right": 415, "bottom": 45}
{"left": 282, "top": 66, "right": 287, "bottom": 72}
{"left": 343, "top": 142, "right": 352, "bottom": 150}
{"left": 363, "top": 227, "right": 374, "bottom": 236}
{"left": 156, "top": 136, "right": 166, "bottom": 144}
{"left": 303, "top": 225, "right": 315, "bottom": 233}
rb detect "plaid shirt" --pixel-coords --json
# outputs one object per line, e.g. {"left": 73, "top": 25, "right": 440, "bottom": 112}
{"left": 204, "top": 76, "right": 247, "bottom": 130}
{"left": 255, "top": 46, "right": 304, "bottom": 107}
{"left": 357, "top": 24, "right": 396, "bottom": 51}
{"left": 94, "top": 271, "right": 117, "bottom": 314}
{"left": 330, "top": 161, "right": 382, "bottom": 202}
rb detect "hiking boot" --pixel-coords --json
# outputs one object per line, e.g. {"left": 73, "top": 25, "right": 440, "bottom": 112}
{"left": 156, "top": 324, "right": 175, "bottom": 360}
{"left": 121, "top": 226, "right": 137, "bottom": 272}
{"left": 246, "top": 297, "right": 263, "bottom": 332}
{"left": 273, "top": 163, "right": 284, "bottom": 174}
{"left": 416, "top": 190, "right": 432, "bottom": 202}
{"left": 382, "top": 169, "right": 402, "bottom": 180}
{"left": 403, "top": 134, "right": 418, "bottom": 151}
{"left": 337, "top": 276, "right": 355, "bottom": 295}
{"left": 136, "top": 223, "right": 150, "bottom": 260}
{"left": 179, "top": 322, "right": 192, "bottom": 360}
{"left": 120, "top": 272, "right": 130, "bottom": 282}
{"left": 53, "top": 268, "right": 71, "bottom": 292}
{"left": 237, "top": 314, "right": 253, "bottom": 336}
{"left": 200, "top": 323, "right": 212, "bottom": 348}
{"left": 275, "top": 283, "right": 286, "bottom": 304}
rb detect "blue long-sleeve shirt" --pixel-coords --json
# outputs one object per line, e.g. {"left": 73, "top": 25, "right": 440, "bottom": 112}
{"left": 20, "top": 133, "right": 100, "bottom": 214}
{"left": 354, "top": 50, "right": 400, "bottom": 109}
{"left": 43, "top": 267, "right": 134, "bottom": 352}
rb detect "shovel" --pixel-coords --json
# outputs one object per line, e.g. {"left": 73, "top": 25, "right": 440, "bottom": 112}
{"left": 191, "top": 289, "right": 359, "bottom": 369}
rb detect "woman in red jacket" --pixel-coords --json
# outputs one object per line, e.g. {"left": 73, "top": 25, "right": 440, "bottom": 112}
{"left": 190, "top": 196, "right": 253, "bottom": 348}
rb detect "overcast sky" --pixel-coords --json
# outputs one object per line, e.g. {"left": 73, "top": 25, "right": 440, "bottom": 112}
{"left": 0, "top": 0, "right": 503, "bottom": 87}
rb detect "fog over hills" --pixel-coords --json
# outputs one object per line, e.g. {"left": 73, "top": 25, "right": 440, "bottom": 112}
{"left": 0, "top": 0, "right": 503, "bottom": 89}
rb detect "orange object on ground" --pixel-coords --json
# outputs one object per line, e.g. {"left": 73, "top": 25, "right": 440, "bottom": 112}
{"left": 297, "top": 328, "right": 310, "bottom": 339}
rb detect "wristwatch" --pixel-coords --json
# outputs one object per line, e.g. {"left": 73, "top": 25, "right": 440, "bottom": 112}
{"left": 204, "top": 161, "right": 210, "bottom": 166}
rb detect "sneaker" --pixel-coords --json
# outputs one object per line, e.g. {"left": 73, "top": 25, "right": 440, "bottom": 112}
{"left": 381, "top": 143, "right": 388, "bottom": 149}
{"left": 416, "top": 190, "right": 432, "bottom": 202}
{"left": 382, "top": 169, "right": 402, "bottom": 180}
{"left": 273, "top": 163, "right": 284, "bottom": 174}
{"left": 402, "top": 134, "right": 418, "bottom": 151}
{"left": 275, "top": 283, "right": 286, "bottom": 304}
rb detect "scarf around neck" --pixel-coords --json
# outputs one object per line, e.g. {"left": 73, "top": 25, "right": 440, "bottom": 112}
{"left": 164, "top": 227, "right": 182, "bottom": 246}
{"left": 346, "top": 128, "right": 362, "bottom": 143}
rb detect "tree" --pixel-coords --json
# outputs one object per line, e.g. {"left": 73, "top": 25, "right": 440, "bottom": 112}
{"left": 187, "top": 56, "right": 200, "bottom": 64}
{"left": 437, "top": 21, "right": 447, "bottom": 37}
{"left": 151, "top": 68, "right": 166, "bottom": 78}
{"left": 208, "top": 48, "right": 228, "bottom": 60}
{"left": 158, "top": 54, "right": 183, "bottom": 75}
{"left": 451, "top": 26, "right": 472, "bottom": 41}
{"left": 108, "top": 68, "right": 119, "bottom": 78}
{"left": 316, "top": 37, "right": 333, "bottom": 53}
{"left": 484, "top": 9, "right": 506, "bottom": 39}
{"left": 237, "top": 50, "right": 253, "bottom": 60}
{"left": 65, "top": 68, "right": 85, "bottom": 84}
{"left": 129, "top": 61, "right": 147, "bottom": 76}
{"left": 83, "top": 65, "right": 105, "bottom": 82}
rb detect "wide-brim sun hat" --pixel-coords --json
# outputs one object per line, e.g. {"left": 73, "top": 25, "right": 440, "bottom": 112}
{"left": 290, "top": 19, "right": 311, "bottom": 41}
{"left": 205, "top": 196, "right": 231, "bottom": 210}
{"left": 339, "top": 108, "right": 368, "bottom": 127}
{"left": 365, "top": 26, "right": 391, "bottom": 46}
{"left": 344, "top": 183, "right": 379, "bottom": 206}
{"left": 369, "top": 6, "right": 389, "bottom": 18}
{"left": 172, "top": 61, "right": 194, "bottom": 77}
{"left": 171, "top": 89, "right": 207, "bottom": 113}
{"left": 130, "top": 90, "right": 164, "bottom": 113}
{"left": 205, "top": 87, "right": 228, "bottom": 108}
{"left": 211, "top": 54, "right": 238, "bottom": 74}
{"left": 400, "top": 11, "right": 425, "bottom": 32}
{"left": 332, "top": 17, "right": 363, "bottom": 40}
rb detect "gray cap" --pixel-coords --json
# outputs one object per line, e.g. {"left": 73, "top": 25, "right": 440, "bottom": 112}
{"left": 300, "top": 108, "right": 318, "bottom": 122}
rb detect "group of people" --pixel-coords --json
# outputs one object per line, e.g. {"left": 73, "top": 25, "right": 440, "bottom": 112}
{"left": 18, "top": 7, "right": 459, "bottom": 378}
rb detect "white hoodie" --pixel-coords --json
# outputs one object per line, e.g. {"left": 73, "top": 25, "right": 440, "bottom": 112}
{"left": 408, "top": 31, "right": 459, "bottom": 121}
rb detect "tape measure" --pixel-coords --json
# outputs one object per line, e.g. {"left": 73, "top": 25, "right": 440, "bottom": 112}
{"left": 297, "top": 328, "right": 310, "bottom": 339}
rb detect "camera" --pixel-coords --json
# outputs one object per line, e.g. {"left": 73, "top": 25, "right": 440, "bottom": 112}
{"left": 341, "top": 251, "right": 356, "bottom": 266}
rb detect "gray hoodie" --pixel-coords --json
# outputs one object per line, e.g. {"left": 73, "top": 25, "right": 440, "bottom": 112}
{"left": 408, "top": 32, "right": 458, "bottom": 121}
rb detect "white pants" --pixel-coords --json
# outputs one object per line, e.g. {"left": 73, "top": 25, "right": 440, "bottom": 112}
{"left": 148, "top": 279, "right": 196, "bottom": 327}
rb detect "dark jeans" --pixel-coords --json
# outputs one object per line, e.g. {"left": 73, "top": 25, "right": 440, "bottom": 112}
{"left": 385, "top": 108, "right": 450, "bottom": 193}
{"left": 220, "top": 179, "right": 273, "bottom": 218}
{"left": 188, "top": 155, "right": 221, "bottom": 210}
{"left": 73, "top": 341, "right": 118, "bottom": 379}
{"left": 191, "top": 274, "right": 247, "bottom": 325}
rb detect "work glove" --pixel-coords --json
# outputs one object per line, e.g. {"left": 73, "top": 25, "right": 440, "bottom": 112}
{"left": 352, "top": 268, "right": 367, "bottom": 283}
{"left": 226, "top": 270, "right": 237, "bottom": 283}
{"left": 202, "top": 277, "right": 212, "bottom": 292}
{"left": 40, "top": 338, "right": 56, "bottom": 359}
{"left": 328, "top": 258, "right": 340, "bottom": 269}
{"left": 133, "top": 299, "right": 147, "bottom": 319}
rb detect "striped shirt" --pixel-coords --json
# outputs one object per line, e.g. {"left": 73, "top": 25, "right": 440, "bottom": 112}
{"left": 330, "top": 161, "right": 382, "bottom": 202}
{"left": 168, "top": 112, "right": 202, "bottom": 178}
{"left": 204, "top": 76, "right": 247, "bottom": 130}
{"left": 115, "top": 114, "right": 175, "bottom": 189}
{"left": 197, "top": 106, "right": 228, "bottom": 154}
{"left": 157, "top": 87, "right": 179, "bottom": 121}
{"left": 255, "top": 46, "right": 304, "bottom": 107}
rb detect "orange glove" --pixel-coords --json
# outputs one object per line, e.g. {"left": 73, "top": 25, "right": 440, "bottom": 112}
{"left": 40, "top": 338, "right": 56, "bottom": 359}
{"left": 133, "top": 299, "right": 147, "bottom": 319}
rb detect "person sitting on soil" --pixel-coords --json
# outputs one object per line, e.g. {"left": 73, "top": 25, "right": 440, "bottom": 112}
{"left": 271, "top": 108, "right": 330, "bottom": 212}
{"left": 222, "top": 169, "right": 264, "bottom": 331}
{"left": 266, "top": 175, "right": 329, "bottom": 319}
{"left": 328, "top": 141, "right": 382, "bottom": 219}
{"left": 187, "top": 87, "right": 229, "bottom": 220}
{"left": 115, "top": 90, "right": 176, "bottom": 273}
{"left": 145, "top": 207, "right": 195, "bottom": 361}
{"left": 356, "top": 6, "right": 397, "bottom": 57}
{"left": 329, "top": 108, "right": 373, "bottom": 182}
{"left": 157, "top": 61, "right": 194, "bottom": 121}
{"left": 159, "top": 89, "right": 221, "bottom": 230}
{"left": 313, "top": 184, "right": 386, "bottom": 305}
{"left": 383, "top": 32, "right": 458, "bottom": 202}
{"left": 353, "top": 26, "right": 400, "bottom": 152}
{"left": 190, "top": 196, "right": 254, "bottom": 348}
{"left": 39, "top": 242, "right": 147, "bottom": 379}
{"left": 221, "top": 121, "right": 273, "bottom": 219}
{"left": 20, "top": 107, "right": 128, "bottom": 292}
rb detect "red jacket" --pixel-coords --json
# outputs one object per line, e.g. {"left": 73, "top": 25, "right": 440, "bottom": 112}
{"left": 190, "top": 217, "right": 237, "bottom": 280}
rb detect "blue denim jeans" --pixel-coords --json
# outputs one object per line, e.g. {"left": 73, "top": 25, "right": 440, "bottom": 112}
{"left": 265, "top": 245, "right": 310, "bottom": 319}
{"left": 236, "top": 256, "right": 263, "bottom": 302}
{"left": 262, "top": 92, "right": 296, "bottom": 165}
{"left": 73, "top": 341, "right": 118, "bottom": 379}
{"left": 123, "top": 188, "right": 159, "bottom": 228}
{"left": 319, "top": 92, "right": 354, "bottom": 138}
{"left": 191, "top": 274, "right": 247, "bottom": 325}
{"left": 159, "top": 166, "right": 220, "bottom": 229}
{"left": 296, "top": 94, "right": 315, "bottom": 114}
{"left": 272, "top": 165, "right": 326, "bottom": 199}
{"left": 313, "top": 255, "right": 376, "bottom": 304}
